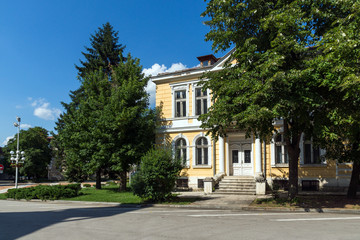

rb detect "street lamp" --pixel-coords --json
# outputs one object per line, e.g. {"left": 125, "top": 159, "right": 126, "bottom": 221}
{"left": 10, "top": 116, "right": 25, "bottom": 188}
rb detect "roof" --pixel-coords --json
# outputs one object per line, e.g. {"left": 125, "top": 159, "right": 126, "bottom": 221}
{"left": 151, "top": 48, "right": 235, "bottom": 83}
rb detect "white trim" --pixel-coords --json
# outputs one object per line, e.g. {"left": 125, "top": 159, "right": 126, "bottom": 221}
{"left": 192, "top": 82, "right": 211, "bottom": 117}
{"left": 151, "top": 49, "right": 235, "bottom": 84}
{"left": 192, "top": 133, "right": 212, "bottom": 168}
{"left": 171, "top": 83, "right": 190, "bottom": 118}
{"left": 219, "top": 136, "right": 225, "bottom": 173}
{"left": 270, "top": 134, "right": 276, "bottom": 167}
{"left": 172, "top": 134, "right": 190, "bottom": 168}
{"left": 226, "top": 137, "right": 230, "bottom": 175}
{"left": 255, "top": 138, "right": 262, "bottom": 175}
{"left": 299, "top": 134, "right": 327, "bottom": 166}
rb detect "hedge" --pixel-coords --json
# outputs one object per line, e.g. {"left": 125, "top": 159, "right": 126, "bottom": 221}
{"left": 6, "top": 184, "right": 81, "bottom": 200}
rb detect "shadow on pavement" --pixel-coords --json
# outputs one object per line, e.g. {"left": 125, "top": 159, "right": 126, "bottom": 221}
{"left": 0, "top": 202, "right": 145, "bottom": 240}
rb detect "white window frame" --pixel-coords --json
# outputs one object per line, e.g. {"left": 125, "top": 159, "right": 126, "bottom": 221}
{"left": 271, "top": 133, "right": 289, "bottom": 167}
{"left": 299, "top": 133, "right": 326, "bottom": 165}
{"left": 192, "top": 82, "right": 211, "bottom": 117}
{"left": 170, "top": 84, "right": 189, "bottom": 118}
{"left": 172, "top": 134, "right": 190, "bottom": 168}
{"left": 192, "top": 133, "right": 212, "bottom": 168}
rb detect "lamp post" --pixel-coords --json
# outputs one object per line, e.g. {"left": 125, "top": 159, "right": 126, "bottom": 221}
{"left": 10, "top": 116, "right": 25, "bottom": 189}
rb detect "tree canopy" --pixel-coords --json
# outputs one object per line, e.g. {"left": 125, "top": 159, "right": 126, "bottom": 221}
{"left": 75, "top": 22, "right": 125, "bottom": 78}
{"left": 56, "top": 23, "right": 155, "bottom": 190}
{"left": 4, "top": 127, "right": 52, "bottom": 180}
{"left": 309, "top": 1, "right": 360, "bottom": 198}
{"left": 200, "top": 0, "right": 360, "bottom": 198}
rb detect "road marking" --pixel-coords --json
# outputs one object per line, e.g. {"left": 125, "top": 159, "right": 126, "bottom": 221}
{"left": 188, "top": 213, "right": 310, "bottom": 217}
{"left": 132, "top": 210, "right": 220, "bottom": 214}
{"left": 274, "top": 216, "right": 360, "bottom": 222}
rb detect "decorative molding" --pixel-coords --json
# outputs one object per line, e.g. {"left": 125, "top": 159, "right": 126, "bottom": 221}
{"left": 192, "top": 133, "right": 212, "bottom": 168}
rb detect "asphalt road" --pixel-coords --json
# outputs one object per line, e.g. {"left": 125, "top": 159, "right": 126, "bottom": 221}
{"left": 0, "top": 200, "right": 359, "bottom": 240}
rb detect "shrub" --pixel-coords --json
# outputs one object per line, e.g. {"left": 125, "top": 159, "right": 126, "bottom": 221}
{"left": 131, "top": 147, "right": 182, "bottom": 202}
{"left": 6, "top": 184, "right": 81, "bottom": 200}
{"left": 83, "top": 184, "right": 92, "bottom": 188}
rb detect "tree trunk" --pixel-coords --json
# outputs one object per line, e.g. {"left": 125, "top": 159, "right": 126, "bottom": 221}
{"left": 283, "top": 121, "right": 301, "bottom": 200}
{"left": 119, "top": 171, "right": 127, "bottom": 191}
{"left": 96, "top": 169, "right": 101, "bottom": 189}
{"left": 288, "top": 148, "right": 299, "bottom": 199}
{"left": 347, "top": 160, "right": 360, "bottom": 199}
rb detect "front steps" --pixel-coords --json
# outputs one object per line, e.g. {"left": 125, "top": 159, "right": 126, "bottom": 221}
{"left": 215, "top": 176, "right": 256, "bottom": 195}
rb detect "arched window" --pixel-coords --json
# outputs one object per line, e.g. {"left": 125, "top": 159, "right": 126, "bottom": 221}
{"left": 175, "top": 138, "right": 187, "bottom": 164}
{"left": 275, "top": 134, "right": 288, "bottom": 164}
{"left": 196, "top": 137, "right": 208, "bottom": 165}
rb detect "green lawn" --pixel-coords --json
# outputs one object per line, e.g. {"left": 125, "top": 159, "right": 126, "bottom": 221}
{"left": 61, "top": 185, "right": 143, "bottom": 204}
{"left": 0, "top": 183, "right": 200, "bottom": 205}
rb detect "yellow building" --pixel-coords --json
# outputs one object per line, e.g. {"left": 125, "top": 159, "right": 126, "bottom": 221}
{"left": 151, "top": 50, "right": 352, "bottom": 194}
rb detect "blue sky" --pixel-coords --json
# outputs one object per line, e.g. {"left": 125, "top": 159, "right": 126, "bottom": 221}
{"left": 0, "top": 0, "right": 219, "bottom": 146}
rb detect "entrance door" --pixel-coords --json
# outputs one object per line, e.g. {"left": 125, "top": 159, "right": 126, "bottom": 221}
{"left": 230, "top": 143, "right": 253, "bottom": 176}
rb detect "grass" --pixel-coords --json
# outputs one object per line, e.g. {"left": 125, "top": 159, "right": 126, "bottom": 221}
{"left": 61, "top": 183, "right": 199, "bottom": 205}
{"left": 0, "top": 182, "right": 200, "bottom": 205}
{"left": 61, "top": 184, "right": 143, "bottom": 204}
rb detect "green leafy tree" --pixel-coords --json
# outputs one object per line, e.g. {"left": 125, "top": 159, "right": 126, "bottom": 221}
{"left": 200, "top": 0, "right": 342, "bottom": 199}
{"left": 309, "top": 1, "right": 360, "bottom": 198}
{"left": 131, "top": 147, "right": 182, "bottom": 202}
{"left": 4, "top": 127, "right": 52, "bottom": 180}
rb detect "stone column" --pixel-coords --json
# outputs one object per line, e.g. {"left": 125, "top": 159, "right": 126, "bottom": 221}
{"left": 219, "top": 136, "right": 225, "bottom": 173}
{"left": 255, "top": 137, "right": 262, "bottom": 176}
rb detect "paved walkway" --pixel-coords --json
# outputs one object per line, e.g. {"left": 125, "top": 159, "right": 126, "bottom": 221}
{"left": 1, "top": 183, "right": 359, "bottom": 214}
{"left": 170, "top": 191, "right": 257, "bottom": 210}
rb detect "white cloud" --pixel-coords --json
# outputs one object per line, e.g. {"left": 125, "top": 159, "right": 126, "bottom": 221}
{"left": 142, "top": 63, "right": 187, "bottom": 107}
{"left": 142, "top": 63, "right": 167, "bottom": 77}
{"left": 2, "top": 136, "right": 13, "bottom": 147}
{"left": 166, "top": 63, "right": 187, "bottom": 73}
{"left": 30, "top": 98, "right": 62, "bottom": 120}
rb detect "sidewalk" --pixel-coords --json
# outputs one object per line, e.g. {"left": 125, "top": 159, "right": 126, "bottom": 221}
{"left": 1, "top": 184, "right": 360, "bottom": 214}
{"left": 163, "top": 191, "right": 360, "bottom": 214}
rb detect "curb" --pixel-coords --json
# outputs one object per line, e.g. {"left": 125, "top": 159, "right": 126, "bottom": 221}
{"left": 243, "top": 206, "right": 360, "bottom": 214}
{"left": 2, "top": 198, "right": 360, "bottom": 214}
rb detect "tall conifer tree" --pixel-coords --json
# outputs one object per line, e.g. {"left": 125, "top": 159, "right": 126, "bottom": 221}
{"left": 56, "top": 23, "right": 154, "bottom": 190}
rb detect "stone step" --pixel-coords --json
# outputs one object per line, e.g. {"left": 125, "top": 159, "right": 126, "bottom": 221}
{"left": 216, "top": 176, "right": 256, "bottom": 195}
{"left": 220, "top": 180, "right": 255, "bottom": 184}
{"left": 218, "top": 184, "right": 256, "bottom": 189}
{"left": 217, "top": 188, "right": 255, "bottom": 192}
{"left": 220, "top": 179, "right": 255, "bottom": 182}
{"left": 215, "top": 189, "right": 256, "bottom": 195}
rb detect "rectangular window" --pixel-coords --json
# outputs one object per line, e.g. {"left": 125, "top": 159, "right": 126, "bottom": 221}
{"left": 175, "top": 90, "right": 186, "bottom": 117}
{"left": 303, "top": 136, "right": 323, "bottom": 164}
{"left": 304, "top": 143, "right": 312, "bottom": 164}
{"left": 197, "top": 148, "right": 202, "bottom": 165}
{"left": 276, "top": 146, "right": 282, "bottom": 164}
{"left": 204, "top": 149, "right": 208, "bottom": 165}
{"left": 232, "top": 150, "right": 239, "bottom": 163}
{"left": 244, "top": 150, "right": 251, "bottom": 163}
{"left": 195, "top": 88, "right": 208, "bottom": 115}
{"left": 275, "top": 134, "right": 289, "bottom": 164}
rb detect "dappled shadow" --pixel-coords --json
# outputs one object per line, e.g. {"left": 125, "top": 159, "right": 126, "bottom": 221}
{"left": 298, "top": 195, "right": 360, "bottom": 210}
{"left": 0, "top": 201, "right": 145, "bottom": 240}
{"left": 253, "top": 194, "right": 360, "bottom": 212}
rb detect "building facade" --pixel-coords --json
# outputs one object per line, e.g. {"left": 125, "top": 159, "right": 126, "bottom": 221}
{"left": 151, "top": 50, "right": 352, "bottom": 192}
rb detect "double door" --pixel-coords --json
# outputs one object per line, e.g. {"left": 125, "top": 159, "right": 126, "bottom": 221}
{"left": 230, "top": 143, "right": 253, "bottom": 176}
